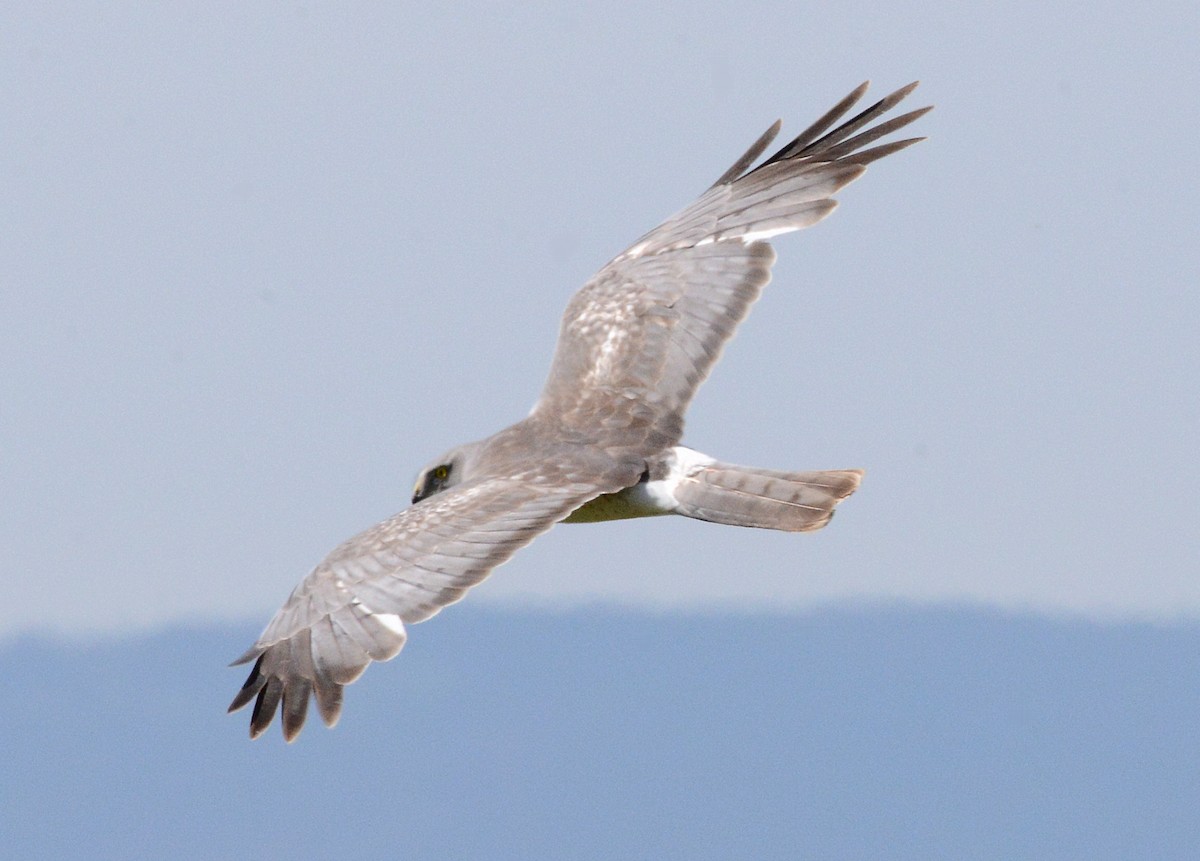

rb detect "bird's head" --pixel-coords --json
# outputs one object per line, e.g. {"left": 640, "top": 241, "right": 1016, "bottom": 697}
{"left": 411, "top": 441, "right": 482, "bottom": 505}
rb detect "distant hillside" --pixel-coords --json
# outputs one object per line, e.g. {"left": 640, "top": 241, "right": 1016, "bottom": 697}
{"left": 3, "top": 607, "right": 1197, "bottom": 860}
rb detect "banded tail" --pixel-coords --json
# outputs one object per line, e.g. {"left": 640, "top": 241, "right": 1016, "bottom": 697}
{"left": 672, "top": 460, "right": 863, "bottom": 532}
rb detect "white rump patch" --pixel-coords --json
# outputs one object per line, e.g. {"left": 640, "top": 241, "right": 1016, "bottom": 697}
{"left": 562, "top": 446, "right": 717, "bottom": 523}
{"left": 613, "top": 446, "right": 717, "bottom": 513}
{"left": 665, "top": 445, "right": 718, "bottom": 474}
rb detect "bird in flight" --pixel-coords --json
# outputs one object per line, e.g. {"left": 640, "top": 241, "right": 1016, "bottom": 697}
{"left": 230, "top": 81, "right": 930, "bottom": 741}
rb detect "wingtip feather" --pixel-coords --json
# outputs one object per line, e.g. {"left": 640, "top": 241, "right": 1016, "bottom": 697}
{"left": 228, "top": 645, "right": 263, "bottom": 667}
{"left": 227, "top": 655, "right": 266, "bottom": 714}
{"left": 249, "top": 677, "right": 283, "bottom": 739}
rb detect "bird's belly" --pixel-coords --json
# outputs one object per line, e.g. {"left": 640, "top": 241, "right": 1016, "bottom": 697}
{"left": 562, "top": 482, "right": 676, "bottom": 523}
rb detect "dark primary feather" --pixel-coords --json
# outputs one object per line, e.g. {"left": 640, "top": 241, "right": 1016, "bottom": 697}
{"left": 707, "top": 119, "right": 782, "bottom": 189}
{"left": 752, "top": 81, "right": 927, "bottom": 171}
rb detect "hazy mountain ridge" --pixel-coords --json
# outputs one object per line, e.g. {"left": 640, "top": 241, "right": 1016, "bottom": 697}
{"left": 4, "top": 606, "right": 1197, "bottom": 860}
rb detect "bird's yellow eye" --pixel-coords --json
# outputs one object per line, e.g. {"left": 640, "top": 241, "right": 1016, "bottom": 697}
{"left": 434, "top": 465, "right": 450, "bottom": 481}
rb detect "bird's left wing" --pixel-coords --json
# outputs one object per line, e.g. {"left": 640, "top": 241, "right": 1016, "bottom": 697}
{"left": 228, "top": 475, "right": 601, "bottom": 741}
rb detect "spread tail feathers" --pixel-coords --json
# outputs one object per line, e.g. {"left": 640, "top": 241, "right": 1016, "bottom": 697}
{"left": 672, "top": 463, "right": 863, "bottom": 532}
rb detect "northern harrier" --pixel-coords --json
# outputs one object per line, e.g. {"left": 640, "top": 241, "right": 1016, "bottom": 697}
{"left": 230, "top": 82, "right": 930, "bottom": 740}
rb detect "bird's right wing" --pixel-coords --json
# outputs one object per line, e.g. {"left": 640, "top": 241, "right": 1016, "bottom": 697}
{"left": 533, "top": 82, "right": 929, "bottom": 459}
{"left": 228, "top": 475, "right": 602, "bottom": 741}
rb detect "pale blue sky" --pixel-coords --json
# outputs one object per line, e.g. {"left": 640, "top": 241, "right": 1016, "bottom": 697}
{"left": 3, "top": 4, "right": 1197, "bottom": 630}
